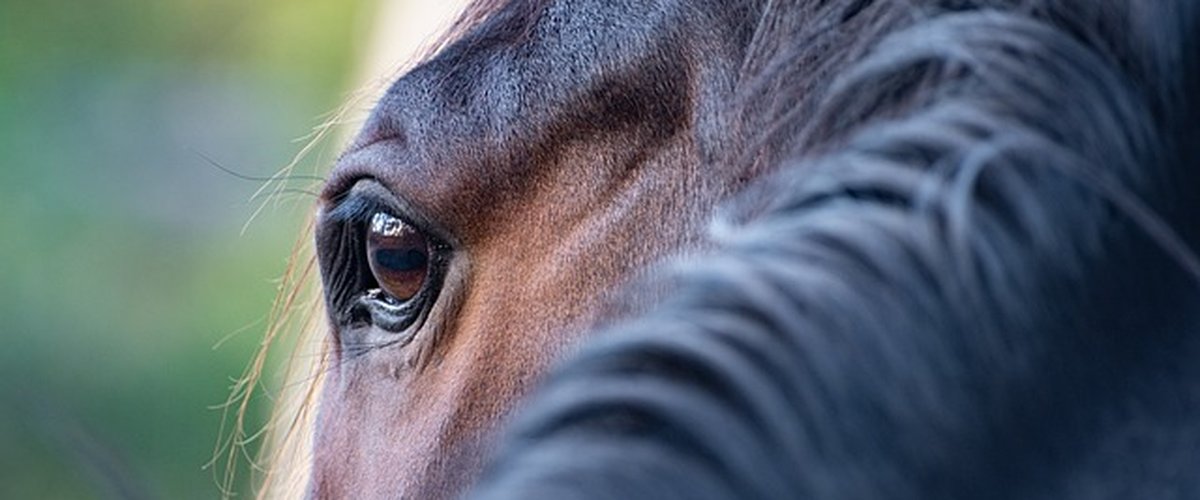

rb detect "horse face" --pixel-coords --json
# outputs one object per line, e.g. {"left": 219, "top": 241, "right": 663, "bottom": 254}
{"left": 310, "top": 1, "right": 761, "bottom": 496}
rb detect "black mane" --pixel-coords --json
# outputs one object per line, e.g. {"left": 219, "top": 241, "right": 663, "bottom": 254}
{"left": 470, "top": 1, "right": 1200, "bottom": 498}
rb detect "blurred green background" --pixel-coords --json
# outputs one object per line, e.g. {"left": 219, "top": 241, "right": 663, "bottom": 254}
{"left": 0, "top": 1, "right": 370, "bottom": 497}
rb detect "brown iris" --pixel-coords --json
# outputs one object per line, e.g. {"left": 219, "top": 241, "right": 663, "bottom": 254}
{"left": 367, "top": 212, "right": 430, "bottom": 302}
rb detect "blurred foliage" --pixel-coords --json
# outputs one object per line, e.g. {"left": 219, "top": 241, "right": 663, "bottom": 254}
{"left": 0, "top": 0, "right": 368, "bottom": 497}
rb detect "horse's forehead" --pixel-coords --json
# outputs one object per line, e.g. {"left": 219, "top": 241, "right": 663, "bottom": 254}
{"left": 330, "top": 10, "right": 708, "bottom": 242}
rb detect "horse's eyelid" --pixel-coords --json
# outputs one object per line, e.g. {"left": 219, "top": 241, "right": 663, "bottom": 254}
{"left": 324, "top": 195, "right": 397, "bottom": 226}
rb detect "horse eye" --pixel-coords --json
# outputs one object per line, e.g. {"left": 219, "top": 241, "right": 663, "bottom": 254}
{"left": 366, "top": 212, "right": 430, "bottom": 302}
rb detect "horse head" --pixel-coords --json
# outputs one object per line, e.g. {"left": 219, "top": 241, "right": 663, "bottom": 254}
{"left": 310, "top": 1, "right": 770, "bottom": 496}
{"left": 299, "top": 0, "right": 1200, "bottom": 497}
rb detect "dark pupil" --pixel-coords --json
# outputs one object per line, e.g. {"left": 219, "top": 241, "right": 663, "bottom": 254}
{"left": 374, "top": 248, "right": 427, "bottom": 272}
{"left": 366, "top": 212, "right": 430, "bottom": 301}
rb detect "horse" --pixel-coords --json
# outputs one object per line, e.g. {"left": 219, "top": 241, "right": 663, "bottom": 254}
{"left": 259, "top": 0, "right": 1200, "bottom": 497}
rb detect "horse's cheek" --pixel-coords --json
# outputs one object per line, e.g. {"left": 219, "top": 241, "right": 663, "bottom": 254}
{"left": 309, "top": 356, "right": 420, "bottom": 497}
